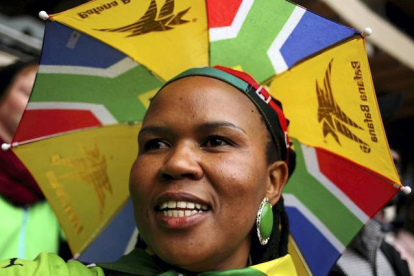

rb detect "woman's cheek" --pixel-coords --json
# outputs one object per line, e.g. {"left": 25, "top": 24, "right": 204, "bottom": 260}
{"left": 129, "top": 161, "right": 142, "bottom": 198}
{"left": 130, "top": 156, "right": 156, "bottom": 184}
{"left": 207, "top": 152, "right": 264, "bottom": 196}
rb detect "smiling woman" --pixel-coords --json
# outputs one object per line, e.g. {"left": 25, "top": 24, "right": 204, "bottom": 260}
{"left": 0, "top": 66, "right": 297, "bottom": 275}
{"left": 125, "top": 66, "right": 297, "bottom": 274}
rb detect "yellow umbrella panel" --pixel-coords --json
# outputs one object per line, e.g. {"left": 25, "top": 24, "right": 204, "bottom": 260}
{"left": 13, "top": 124, "right": 140, "bottom": 255}
{"left": 51, "top": 0, "right": 209, "bottom": 81}
{"left": 270, "top": 37, "right": 403, "bottom": 275}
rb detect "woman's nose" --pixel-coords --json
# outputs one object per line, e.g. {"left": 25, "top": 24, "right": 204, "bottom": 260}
{"left": 160, "top": 142, "right": 203, "bottom": 181}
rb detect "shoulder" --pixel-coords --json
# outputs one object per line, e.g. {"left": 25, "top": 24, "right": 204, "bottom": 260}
{"left": 380, "top": 240, "right": 410, "bottom": 276}
{"left": 0, "top": 253, "right": 104, "bottom": 276}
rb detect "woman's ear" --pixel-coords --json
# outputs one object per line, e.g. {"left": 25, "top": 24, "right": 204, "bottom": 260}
{"left": 266, "top": 161, "right": 288, "bottom": 206}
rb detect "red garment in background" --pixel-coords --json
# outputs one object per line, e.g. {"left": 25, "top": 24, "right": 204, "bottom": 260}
{"left": 0, "top": 137, "right": 44, "bottom": 206}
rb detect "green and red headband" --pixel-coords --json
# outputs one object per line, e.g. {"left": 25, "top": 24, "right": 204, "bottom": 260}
{"left": 159, "top": 66, "right": 295, "bottom": 170}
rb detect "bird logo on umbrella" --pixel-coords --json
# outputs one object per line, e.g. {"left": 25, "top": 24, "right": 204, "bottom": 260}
{"left": 48, "top": 143, "right": 112, "bottom": 218}
{"left": 317, "top": 59, "right": 370, "bottom": 152}
{"left": 95, "top": 0, "right": 191, "bottom": 37}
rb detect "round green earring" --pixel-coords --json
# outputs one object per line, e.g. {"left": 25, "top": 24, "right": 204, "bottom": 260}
{"left": 256, "top": 197, "right": 273, "bottom": 245}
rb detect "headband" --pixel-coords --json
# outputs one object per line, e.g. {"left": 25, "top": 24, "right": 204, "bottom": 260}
{"left": 158, "top": 66, "right": 295, "bottom": 172}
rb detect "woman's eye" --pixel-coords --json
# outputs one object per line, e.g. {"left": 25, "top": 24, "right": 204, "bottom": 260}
{"left": 144, "top": 140, "right": 169, "bottom": 152}
{"left": 202, "top": 136, "right": 232, "bottom": 147}
{"left": 18, "top": 87, "right": 32, "bottom": 97}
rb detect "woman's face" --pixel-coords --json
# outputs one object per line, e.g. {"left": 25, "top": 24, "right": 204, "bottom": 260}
{"left": 0, "top": 65, "right": 37, "bottom": 142}
{"left": 129, "top": 76, "right": 285, "bottom": 272}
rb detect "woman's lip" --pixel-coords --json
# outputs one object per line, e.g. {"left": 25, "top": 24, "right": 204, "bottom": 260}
{"left": 154, "top": 192, "right": 211, "bottom": 209}
{"left": 155, "top": 211, "right": 209, "bottom": 229}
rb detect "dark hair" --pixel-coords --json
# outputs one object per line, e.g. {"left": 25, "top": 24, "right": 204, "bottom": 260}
{"left": 265, "top": 130, "right": 281, "bottom": 165}
{"left": 249, "top": 128, "right": 289, "bottom": 264}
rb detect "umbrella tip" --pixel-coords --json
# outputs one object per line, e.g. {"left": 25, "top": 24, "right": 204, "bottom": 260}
{"left": 361, "top": 27, "right": 373, "bottom": 37}
{"left": 1, "top": 143, "right": 11, "bottom": 151}
{"left": 39, "top": 11, "right": 50, "bottom": 21}
{"left": 400, "top": 186, "right": 412, "bottom": 195}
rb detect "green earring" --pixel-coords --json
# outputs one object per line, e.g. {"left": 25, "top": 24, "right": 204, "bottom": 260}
{"left": 256, "top": 197, "right": 273, "bottom": 245}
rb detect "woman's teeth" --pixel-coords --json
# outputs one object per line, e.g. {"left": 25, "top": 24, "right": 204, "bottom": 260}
{"left": 159, "top": 201, "right": 208, "bottom": 217}
{"left": 164, "top": 209, "right": 201, "bottom": 217}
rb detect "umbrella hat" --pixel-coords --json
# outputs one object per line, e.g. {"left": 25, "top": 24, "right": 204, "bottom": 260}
{"left": 5, "top": 0, "right": 407, "bottom": 274}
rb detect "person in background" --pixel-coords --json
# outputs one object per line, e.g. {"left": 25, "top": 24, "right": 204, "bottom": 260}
{"left": 387, "top": 145, "right": 414, "bottom": 273}
{"left": 392, "top": 193, "right": 414, "bottom": 274}
{"left": 0, "top": 59, "right": 70, "bottom": 260}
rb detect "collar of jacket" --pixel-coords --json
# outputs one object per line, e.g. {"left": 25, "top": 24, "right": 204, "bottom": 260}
{"left": 97, "top": 248, "right": 297, "bottom": 276}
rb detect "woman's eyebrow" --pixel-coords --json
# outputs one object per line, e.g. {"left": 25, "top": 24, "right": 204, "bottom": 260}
{"left": 138, "top": 126, "right": 169, "bottom": 137}
{"left": 197, "top": 121, "right": 247, "bottom": 134}
{"left": 138, "top": 122, "right": 247, "bottom": 138}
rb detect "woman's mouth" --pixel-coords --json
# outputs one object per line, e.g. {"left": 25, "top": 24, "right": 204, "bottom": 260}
{"left": 156, "top": 200, "right": 209, "bottom": 217}
{"left": 154, "top": 195, "right": 211, "bottom": 229}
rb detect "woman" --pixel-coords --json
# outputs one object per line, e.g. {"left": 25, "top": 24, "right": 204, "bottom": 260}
{"left": 0, "top": 59, "right": 70, "bottom": 261}
{"left": 0, "top": 66, "right": 297, "bottom": 275}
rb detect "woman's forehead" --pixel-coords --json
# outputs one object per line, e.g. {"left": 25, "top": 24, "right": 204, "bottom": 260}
{"left": 144, "top": 76, "right": 263, "bottom": 126}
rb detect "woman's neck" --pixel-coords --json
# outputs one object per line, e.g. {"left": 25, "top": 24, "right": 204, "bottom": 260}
{"left": 171, "top": 237, "right": 252, "bottom": 273}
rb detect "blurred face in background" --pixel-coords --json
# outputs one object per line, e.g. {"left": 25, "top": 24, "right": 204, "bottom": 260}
{"left": 0, "top": 65, "right": 37, "bottom": 142}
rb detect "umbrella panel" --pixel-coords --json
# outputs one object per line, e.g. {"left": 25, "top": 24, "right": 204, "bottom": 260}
{"left": 270, "top": 37, "right": 400, "bottom": 185}
{"left": 270, "top": 37, "right": 401, "bottom": 275}
{"left": 51, "top": 0, "right": 209, "bottom": 81}
{"left": 208, "top": 0, "right": 356, "bottom": 83}
{"left": 13, "top": 123, "right": 140, "bottom": 255}
{"left": 78, "top": 199, "right": 137, "bottom": 263}
{"left": 284, "top": 140, "right": 398, "bottom": 275}
{"left": 14, "top": 20, "right": 163, "bottom": 145}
